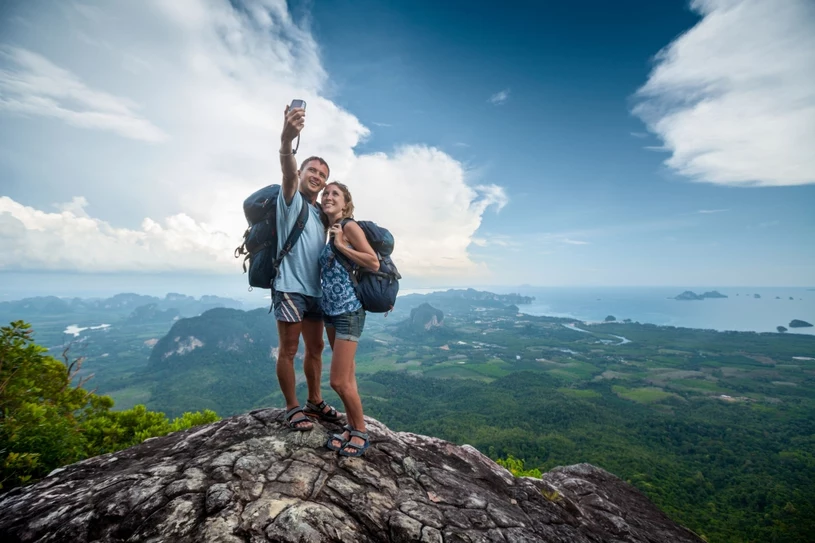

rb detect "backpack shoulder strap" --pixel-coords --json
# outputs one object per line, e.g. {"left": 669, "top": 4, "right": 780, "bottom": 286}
{"left": 329, "top": 235, "right": 359, "bottom": 287}
{"left": 275, "top": 192, "right": 310, "bottom": 264}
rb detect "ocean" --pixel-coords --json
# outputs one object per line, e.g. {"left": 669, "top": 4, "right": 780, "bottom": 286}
{"left": 400, "top": 287, "right": 815, "bottom": 337}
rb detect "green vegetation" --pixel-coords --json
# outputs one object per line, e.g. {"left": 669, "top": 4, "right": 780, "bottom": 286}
{"left": 495, "top": 454, "right": 542, "bottom": 478}
{"left": 557, "top": 387, "right": 602, "bottom": 399}
{"left": 612, "top": 385, "right": 677, "bottom": 404}
{"left": 363, "top": 371, "right": 814, "bottom": 543}
{"left": 3, "top": 288, "right": 814, "bottom": 543}
{"left": 0, "top": 321, "right": 218, "bottom": 491}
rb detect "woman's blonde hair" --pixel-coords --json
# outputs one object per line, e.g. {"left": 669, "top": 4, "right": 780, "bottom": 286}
{"left": 325, "top": 181, "right": 355, "bottom": 220}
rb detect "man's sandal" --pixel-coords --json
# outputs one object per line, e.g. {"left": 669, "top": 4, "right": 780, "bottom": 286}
{"left": 326, "top": 424, "right": 354, "bottom": 451}
{"left": 304, "top": 399, "right": 342, "bottom": 423}
{"left": 283, "top": 406, "right": 313, "bottom": 431}
{"left": 338, "top": 430, "right": 370, "bottom": 457}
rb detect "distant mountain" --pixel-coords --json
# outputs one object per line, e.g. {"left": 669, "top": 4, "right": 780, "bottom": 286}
{"left": 399, "top": 303, "right": 444, "bottom": 335}
{"left": 395, "top": 289, "right": 530, "bottom": 319}
{"left": 432, "top": 288, "right": 534, "bottom": 304}
{"left": 125, "top": 304, "right": 180, "bottom": 324}
{"left": 148, "top": 308, "right": 275, "bottom": 369}
{"left": 0, "top": 293, "right": 243, "bottom": 321}
{"left": 144, "top": 308, "right": 278, "bottom": 417}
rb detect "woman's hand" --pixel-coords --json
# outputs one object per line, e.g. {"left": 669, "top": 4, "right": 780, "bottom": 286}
{"left": 329, "top": 223, "right": 348, "bottom": 248}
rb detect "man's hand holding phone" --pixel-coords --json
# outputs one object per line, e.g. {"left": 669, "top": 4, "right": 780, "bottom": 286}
{"left": 281, "top": 99, "right": 306, "bottom": 145}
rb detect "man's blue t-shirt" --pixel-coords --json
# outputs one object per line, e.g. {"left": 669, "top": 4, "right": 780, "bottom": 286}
{"left": 273, "top": 190, "right": 325, "bottom": 297}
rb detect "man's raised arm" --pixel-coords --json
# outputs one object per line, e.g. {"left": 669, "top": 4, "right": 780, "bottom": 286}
{"left": 279, "top": 105, "right": 304, "bottom": 205}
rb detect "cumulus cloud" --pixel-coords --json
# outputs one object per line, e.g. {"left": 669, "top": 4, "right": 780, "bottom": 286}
{"left": 340, "top": 146, "right": 506, "bottom": 277}
{"left": 633, "top": 0, "right": 815, "bottom": 186}
{"left": 488, "top": 89, "right": 510, "bottom": 105}
{"left": 0, "top": 0, "right": 506, "bottom": 279}
{"left": 0, "top": 196, "right": 234, "bottom": 272}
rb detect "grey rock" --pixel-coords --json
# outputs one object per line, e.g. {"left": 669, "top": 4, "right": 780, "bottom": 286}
{"left": 0, "top": 409, "right": 704, "bottom": 543}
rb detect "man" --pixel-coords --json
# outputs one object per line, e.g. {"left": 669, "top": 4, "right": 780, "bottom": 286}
{"left": 275, "top": 104, "right": 340, "bottom": 430}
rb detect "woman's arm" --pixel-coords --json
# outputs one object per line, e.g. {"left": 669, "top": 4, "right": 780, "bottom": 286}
{"left": 334, "top": 221, "right": 380, "bottom": 272}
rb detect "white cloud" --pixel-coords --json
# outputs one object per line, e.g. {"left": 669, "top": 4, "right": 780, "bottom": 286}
{"left": 0, "top": 196, "right": 234, "bottom": 272}
{"left": 696, "top": 208, "right": 728, "bottom": 214}
{"left": 341, "top": 146, "right": 507, "bottom": 278}
{"left": 0, "top": 46, "right": 167, "bottom": 142}
{"left": 469, "top": 234, "right": 518, "bottom": 248}
{"left": 560, "top": 238, "right": 589, "bottom": 246}
{"left": 488, "top": 89, "right": 510, "bottom": 105}
{"left": 633, "top": 0, "right": 815, "bottom": 186}
{"left": 0, "top": 0, "right": 507, "bottom": 280}
{"left": 54, "top": 196, "right": 91, "bottom": 218}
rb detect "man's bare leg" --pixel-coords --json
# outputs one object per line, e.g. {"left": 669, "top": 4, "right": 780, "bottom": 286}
{"left": 276, "top": 319, "right": 311, "bottom": 429}
{"left": 301, "top": 318, "right": 326, "bottom": 408}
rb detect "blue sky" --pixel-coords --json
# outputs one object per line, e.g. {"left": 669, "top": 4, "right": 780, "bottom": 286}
{"left": 0, "top": 0, "right": 813, "bottom": 300}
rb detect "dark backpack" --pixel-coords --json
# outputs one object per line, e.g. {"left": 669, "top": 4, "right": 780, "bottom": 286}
{"left": 234, "top": 185, "right": 308, "bottom": 290}
{"left": 333, "top": 219, "right": 401, "bottom": 313}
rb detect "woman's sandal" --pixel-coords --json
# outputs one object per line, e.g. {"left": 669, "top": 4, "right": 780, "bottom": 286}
{"left": 338, "top": 430, "right": 370, "bottom": 457}
{"left": 304, "top": 399, "right": 342, "bottom": 423}
{"left": 283, "top": 406, "right": 313, "bottom": 431}
{"left": 326, "top": 424, "right": 353, "bottom": 451}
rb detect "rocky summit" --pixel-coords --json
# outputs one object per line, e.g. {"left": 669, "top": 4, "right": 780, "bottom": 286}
{"left": 0, "top": 409, "right": 703, "bottom": 543}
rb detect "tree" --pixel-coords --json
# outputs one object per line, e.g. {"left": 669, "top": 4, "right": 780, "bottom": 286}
{"left": 605, "top": 315, "right": 616, "bottom": 322}
{"left": 495, "top": 454, "right": 542, "bottom": 478}
{"left": 0, "top": 321, "right": 219, "bottom": 491}
{"left": 777, "top": 326, "right": 787, "bottom": 333}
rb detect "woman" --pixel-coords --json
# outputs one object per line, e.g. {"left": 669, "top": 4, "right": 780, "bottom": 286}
{"left": 319, "top": 181, "right": 379, "bottom": 457}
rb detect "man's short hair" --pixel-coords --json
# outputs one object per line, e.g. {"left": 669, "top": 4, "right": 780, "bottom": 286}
{"left": 299, "top": 156, "right": 330, "bottom": 179}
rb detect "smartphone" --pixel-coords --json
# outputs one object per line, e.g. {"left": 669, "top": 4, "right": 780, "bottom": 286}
{"left": 290, "top": 99, "right": 306, "bottom": 110}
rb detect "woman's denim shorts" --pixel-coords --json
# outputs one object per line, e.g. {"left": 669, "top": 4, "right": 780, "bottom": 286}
{"left": 324, "top": 307, "right": 366, "bottom": 342}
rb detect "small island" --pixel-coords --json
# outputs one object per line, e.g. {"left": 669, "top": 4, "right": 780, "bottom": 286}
{"left": 789, "top": 319, "right": 813, "bottom": 328}
{"left": 674, "top": 290, "right": 728, "bottom": 301}
{"left": 702, "top": 291, "right": 728, "bottom": 299}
